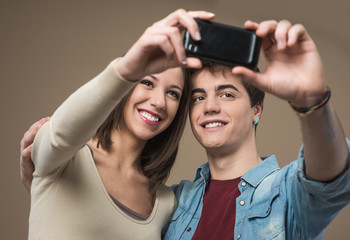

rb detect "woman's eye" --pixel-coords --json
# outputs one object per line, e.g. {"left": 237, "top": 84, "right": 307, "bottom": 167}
{"left": 168, "top": 91, "right": 180, "bottom": 100}
{"left": 140, "top": 80, "right": 153, "bottom": 87}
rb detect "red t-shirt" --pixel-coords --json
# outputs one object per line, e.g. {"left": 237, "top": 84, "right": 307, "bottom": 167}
{"left": 192, "top": 177, "right": 241, "bottom": 240}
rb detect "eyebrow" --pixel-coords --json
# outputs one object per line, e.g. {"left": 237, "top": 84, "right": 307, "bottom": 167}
{"left": 149, "top": 75, "right": 158, "bottom": 81}
{"left": 191, "top": 88, "right": 205, "bottom": 95}
{"left": 216, "top": 84, "right": 240, "bottom": 92}
{"left": 170, "top": 85, "right": 183, "bottom": 92}
{"left": 149, "top": 75, "right": 183, "bottom": 92}
{"left": 191, "top": 84, "right": 240, "bottom": 95}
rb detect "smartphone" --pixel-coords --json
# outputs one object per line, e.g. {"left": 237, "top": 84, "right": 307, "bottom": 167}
{"left": 183, "top": 19, "right": 262, "bottom": 68}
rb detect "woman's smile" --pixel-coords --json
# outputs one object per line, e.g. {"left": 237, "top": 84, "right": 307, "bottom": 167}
{"left": 138, "top": 109, "right": 161, "bottom": 126}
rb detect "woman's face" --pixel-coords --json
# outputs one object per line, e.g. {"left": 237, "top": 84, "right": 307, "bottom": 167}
{"left": 122, "top": 67, "right": 184, "bottom": 142}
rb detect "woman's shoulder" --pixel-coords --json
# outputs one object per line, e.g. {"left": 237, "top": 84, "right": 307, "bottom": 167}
{"left": 157, "top": 184, "right": 177, "bottom": 207}
{"left": 156, "top": 184, "right": 177, "bottom": 221}
{"left": 158, "top": 184, "right": 175, "bottom": 197}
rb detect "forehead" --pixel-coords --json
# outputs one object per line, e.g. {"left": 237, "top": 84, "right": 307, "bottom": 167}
{"left": 154, "top": 67, "right": 184, "bottom": 88}
{"left": 191, "top": 68, "right": 245, "bottom": 92}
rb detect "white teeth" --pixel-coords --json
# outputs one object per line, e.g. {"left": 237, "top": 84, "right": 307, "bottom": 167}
{"left": 140, "top": 111, "right": 159, "bottom": 122}
{"left": 205, "top": 122, "right": 224, "bottom": 128}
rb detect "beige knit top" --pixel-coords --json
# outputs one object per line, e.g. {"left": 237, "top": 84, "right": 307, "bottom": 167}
{"left": 29, "top": 61, "right": 177, "bottom": 240}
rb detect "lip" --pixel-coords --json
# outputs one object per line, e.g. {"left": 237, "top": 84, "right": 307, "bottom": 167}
{"left": 200, "top": 119, "right": 228, "bottom": 130}
{"left": 138, "top": 108, "right": 162, "bottom": 126}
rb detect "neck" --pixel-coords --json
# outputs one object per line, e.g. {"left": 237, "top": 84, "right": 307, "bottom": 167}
{"left": 91, "top": 128, "right": 147, "bottom": 171}
{"left": 206, "top": 137, "right": 261, "bottom": 180}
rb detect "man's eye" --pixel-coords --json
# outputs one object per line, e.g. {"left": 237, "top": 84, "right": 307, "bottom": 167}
{"left": 193, "top": 96, "right": 205, "bottom": 102}
{"left": 221, "top": 93, "right": 234, "bottom": 98}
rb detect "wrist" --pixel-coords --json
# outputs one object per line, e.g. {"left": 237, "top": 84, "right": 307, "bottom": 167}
{"left": 289, "top": 86, "right": 331, "bottom": 117}
{"left": 113, "top": 58, "right": 141, "bottom": 82}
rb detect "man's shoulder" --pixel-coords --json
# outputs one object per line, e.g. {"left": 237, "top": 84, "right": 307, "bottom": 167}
{"left": 171, "top": 177, "right": 205, "bottom": 197}
{"left": 170, "top": 168, "right": 207, "bottom": 211}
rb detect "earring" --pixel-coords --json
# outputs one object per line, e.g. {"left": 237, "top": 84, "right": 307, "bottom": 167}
{"left": 253, "top": 118, "right": 259, "bottom": 125}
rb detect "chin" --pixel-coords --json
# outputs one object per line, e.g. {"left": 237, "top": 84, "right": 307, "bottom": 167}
{"left": 133, "top": 129, "right": 157, "bottom": 141}
{"left": 200, "top": 140, "right": 225, "bottom": 149}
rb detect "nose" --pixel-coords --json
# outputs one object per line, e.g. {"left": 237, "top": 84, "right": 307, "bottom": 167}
{"left": 203, "top": 95, "right": 220, "bottom": 114}
{"left": 150, "top": 89, "right": 166, "bottom": 110}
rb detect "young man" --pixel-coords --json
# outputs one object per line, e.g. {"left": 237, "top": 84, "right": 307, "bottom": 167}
{"left": 21, "top": 19, "right": 350, "bottom": 239}
{"left": 163, "top": 19, "right": 350, "bottom": 239}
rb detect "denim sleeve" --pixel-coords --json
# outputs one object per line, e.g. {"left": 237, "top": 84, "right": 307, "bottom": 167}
{"left": 289, "top": 138, "right": 350, "bottom": 239}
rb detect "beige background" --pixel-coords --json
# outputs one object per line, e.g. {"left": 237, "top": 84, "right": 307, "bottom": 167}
{"left": 1, "top": 0, "right": 350, "bottom": 239}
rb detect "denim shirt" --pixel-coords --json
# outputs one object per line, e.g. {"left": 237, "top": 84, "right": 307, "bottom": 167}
{"left": 164, "top": 140, "right": 350, "bottom": 240}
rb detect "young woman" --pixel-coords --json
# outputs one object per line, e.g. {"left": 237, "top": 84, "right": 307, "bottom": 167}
{"left": 25, "top": 9, "right": 215, "bottom": 239}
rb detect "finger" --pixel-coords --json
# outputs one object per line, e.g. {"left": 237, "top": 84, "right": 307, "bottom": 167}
{"left": 158, "top": 9, "right": 215, "bottom": 41}
{"left": 244, "top": 20, "right": 259, "bottom": 31}
{"left": 21, "top": 129, "right": 35, "bottom": 152}
{"left": 20, "top": 145, "right": 34, "bottom": 193}
{"left": 184, "top": 57, "right": 202, "bottom": 69}
{"left": 146, "top": 26, "right": 184, "bottom": 66}
{"left": 21, "top": 144, "right": 33, "bottom": 162}
{"left": 21, "top": 175, "right": 33, "bottom": 193}
{"left": 232, "top": 66, "right": 271, "bottom": 93}
{"left": 29, "top": 117, "right": 50, "bottom": 135}
{"left": 187, "top": 10, "right": 216, "bottom": 20}
{"left": 20, "top": 166, "right": 34, "bottom": 191}
{"left": 255, "top": 20, "right": 278, "bottom": 37}
{"left": 156, "top": 9, "right": 199, "bottom": 40}
{"left": 185, "top": 10, "right": 215, "bottom": 40}
{"left": 255, "top": 20, "right": 278, "bottom": 51}
{"left": 21, "top": 117, "right": 50, "bottom": 151}
{"left": 154, "top": 33, "right": 177, "bottom": 59}
{"left": 20, "top": 163, "right": 34, "bottom": 179}
{"left": 287, "top": 23, "right": 308, "bottom": 46}
{"left": 274, "top": 20, "right": 292, "bottom": 50}
{"left": 244, "top": 21, "right": 276, "bottom": 54}
{"left": 162, "top": 27, "right": 187, "bottom": 65}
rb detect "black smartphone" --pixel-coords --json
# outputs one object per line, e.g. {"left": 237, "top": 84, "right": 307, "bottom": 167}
{"left": 183, "top": 19, "right": 262, "bottom": 69}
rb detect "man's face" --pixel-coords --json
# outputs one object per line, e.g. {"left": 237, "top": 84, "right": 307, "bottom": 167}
{"left": 189, "top": 69, "right": 258, "bottom": 154}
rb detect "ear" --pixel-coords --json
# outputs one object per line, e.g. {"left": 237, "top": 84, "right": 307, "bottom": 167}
{"left": 253, "top": 103, "right": 263, "bottom": 119}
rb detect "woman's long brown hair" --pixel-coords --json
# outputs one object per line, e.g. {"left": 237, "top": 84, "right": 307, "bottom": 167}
{"left": 94, "top": 69, "right": 190, "bottom": 191}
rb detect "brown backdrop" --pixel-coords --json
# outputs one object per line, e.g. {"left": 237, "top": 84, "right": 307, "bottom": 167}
{"left": 1, "top": 0, "right": 350, "bottom": 239}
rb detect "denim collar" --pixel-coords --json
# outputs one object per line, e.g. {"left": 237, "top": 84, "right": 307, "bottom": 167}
{"left": 194, "top": 162, "right": 211, "bottom": 182}
{"left": 194, "top": 155, "right": 280, "bottom": 188}
{"left": 242, "top": 155, "right": 280, "bottom": 187}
